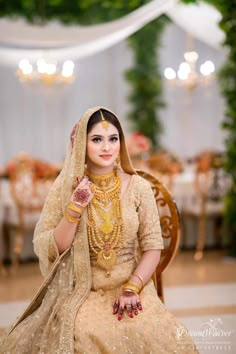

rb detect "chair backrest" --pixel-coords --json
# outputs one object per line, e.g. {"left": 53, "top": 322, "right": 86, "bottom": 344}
{"left": 137, "top": 170, "right": 180, "bottom": 300}
{"left": 8, "top": 154, "right": 54, "bottom": 212}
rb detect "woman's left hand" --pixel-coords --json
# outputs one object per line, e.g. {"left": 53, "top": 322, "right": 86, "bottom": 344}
{"left": 113, "top": 291, "right": 142, "bottom": 321}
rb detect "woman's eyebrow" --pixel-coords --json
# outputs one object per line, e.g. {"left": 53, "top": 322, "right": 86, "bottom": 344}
{"left": 90, "top": 134, "right": 119, "bottom": 138}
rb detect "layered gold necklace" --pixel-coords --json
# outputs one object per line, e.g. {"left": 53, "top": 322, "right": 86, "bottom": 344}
{"left": 86, "top": 168, "right": 124, "bottom": 277}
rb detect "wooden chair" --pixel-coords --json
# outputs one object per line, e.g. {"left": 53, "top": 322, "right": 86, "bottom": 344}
{"left": 2, "top": 154, "right": 54, "bottom": 272}
{"left": 137, "top": 170, "right": 180, "bottom": 303}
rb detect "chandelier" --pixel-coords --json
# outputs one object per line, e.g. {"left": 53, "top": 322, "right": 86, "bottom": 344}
{"left": 164, "top": 50, "right": 215, "bottom": 91}
{"left": 17, "top": 58, "right": 75, "bottom": 85}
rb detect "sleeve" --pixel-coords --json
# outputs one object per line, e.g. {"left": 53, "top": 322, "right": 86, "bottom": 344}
{"left": 137, "top": 177, "right": 164, "bottom": 252}
{"left": 33, "top": 174, "right": 63, "bottom": 277}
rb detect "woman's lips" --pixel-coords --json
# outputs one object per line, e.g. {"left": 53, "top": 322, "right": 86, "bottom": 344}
{"left": 99, "top": 155, "right": 112, "bottom": 159}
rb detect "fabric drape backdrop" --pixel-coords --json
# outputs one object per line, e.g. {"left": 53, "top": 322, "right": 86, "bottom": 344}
{"left": 0, "top": 0, "right": 224, "bottom": 66}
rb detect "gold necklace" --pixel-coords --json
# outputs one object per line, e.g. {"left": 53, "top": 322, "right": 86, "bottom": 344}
{"left": 87, "top": 169, "right": 124, "bottom": 277}
{"left": 86, "top": 169, "right": 117, "bottom": 190}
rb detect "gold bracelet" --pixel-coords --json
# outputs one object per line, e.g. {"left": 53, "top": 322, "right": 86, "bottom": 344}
{"left": 122, "top": 288, "right": 136, "bottom": 294}
{"left": 122, "top": 284, "right": 140, "bottom": 294}
{"left": 122, "top": 281, "right": 142, "bottom": 294}
{"left": 132, "top": 273, "right": 144, "bottom": 288}
{"left": 64, "top": 211, "right": 81, "bottom": 223}
{"left": 67, "top": 202, "right": 83, "bottom": 215}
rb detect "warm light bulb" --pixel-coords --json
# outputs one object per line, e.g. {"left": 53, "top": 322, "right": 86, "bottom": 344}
{"left": 46, "top": 63, "right": 57, "bottom": 75}
{"left": 200, "top": 60, "right": 215, "bottom": 76}
{"left": 18, "top": 59, "right": 33, "bottom": 75}
{"left": 177, "top": 69, "right": 188, "bottom": 80}
{"left": 37, "top": 58, "right": 47, "bottom": 74}
{"left": 184, "top": 51, "right": 199, "bottom": 63}
{"left": 164, "top": 67, "right": 176, "bottom": 80}
{"left": 62, "top": 60, "right": 75, "bottom": 77}
{"left": 179, "top": 62, "right": 191, "bottom": 74}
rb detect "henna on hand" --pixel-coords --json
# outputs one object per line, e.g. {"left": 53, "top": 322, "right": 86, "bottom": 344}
{"left": 73, "top": 188, "right": 90, "bottom": 204}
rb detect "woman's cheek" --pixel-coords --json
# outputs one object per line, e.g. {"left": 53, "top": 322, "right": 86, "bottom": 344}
{"left": 87, "top": 143, "right": 99, "bottom": 155}
{"left": 113, "top": 143, "right": 120, "bottom": 154}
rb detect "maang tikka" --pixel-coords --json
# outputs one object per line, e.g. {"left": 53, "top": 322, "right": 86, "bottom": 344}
{"left": 100, "top": 110, "right": 109, "bottom": 130}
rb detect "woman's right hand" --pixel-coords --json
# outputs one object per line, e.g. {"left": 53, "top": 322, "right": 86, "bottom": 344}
{"left": 70, "top": 176, "right": 94, "bottom": 209}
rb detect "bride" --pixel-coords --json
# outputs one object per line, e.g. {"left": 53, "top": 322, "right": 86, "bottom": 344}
{"left": 0, "top": 106, "right": 198, "bottom": 353}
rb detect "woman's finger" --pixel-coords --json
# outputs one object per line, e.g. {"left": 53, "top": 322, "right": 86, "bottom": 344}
{"left": 79, "top": 176, "right": 88, "bottom": 187}
{"left": 117, "top": 298, "right": 125, "bottom": 321}
{"left": 117, "top": 306, "right": 124, "bottom": 321}
{"left": 137, "top": 301, "right": 143, "bottom": 311}
{"left": 113, "top": 300, "right": 119, "bottom": 315}
{"left": 131, "top": 299, "right": 138, "bottom": 316}
{"left": 126, "top": 303, "right": 133, "bottom": 318}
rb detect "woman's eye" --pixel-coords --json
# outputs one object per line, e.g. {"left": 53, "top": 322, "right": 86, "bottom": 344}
{"left": 110, "top": 137, "right": 118, "bottom": 142}
{"left": 92, "top": 137, "right": 101, "bottom": 143}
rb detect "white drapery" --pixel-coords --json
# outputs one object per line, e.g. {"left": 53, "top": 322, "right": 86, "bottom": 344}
{"left": 0, "top": 0, "right": 224, "bottom": 66}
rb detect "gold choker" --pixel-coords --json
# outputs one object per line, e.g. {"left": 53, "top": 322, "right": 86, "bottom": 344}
{"left": 86, "top": 169, "right": 118, "bottom": 190}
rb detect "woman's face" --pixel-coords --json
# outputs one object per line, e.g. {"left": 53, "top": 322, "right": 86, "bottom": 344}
{"left": 86, "top": 121, "right": 120, "bottom": 173}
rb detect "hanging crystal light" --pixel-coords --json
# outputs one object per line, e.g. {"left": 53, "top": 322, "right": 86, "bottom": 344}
{"left": 164, "top": 34, "right": 215, "bottom": 91}
{"left": 17, "top": 57, "right": 75, "bottom": 85}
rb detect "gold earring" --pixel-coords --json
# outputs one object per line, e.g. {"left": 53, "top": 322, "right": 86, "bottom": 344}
{"left": 116, "top": 154, "right": 120, "bottom": 165}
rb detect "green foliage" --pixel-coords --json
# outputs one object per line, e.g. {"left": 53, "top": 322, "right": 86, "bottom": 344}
{"left": 125, "top": 17, "right": 167, "bottom": 148}
{"left": 216, "top": 1, "right": 236, "bottom": 256}
{"left": 0, "top": 0, "right": 148, "bottom": 24}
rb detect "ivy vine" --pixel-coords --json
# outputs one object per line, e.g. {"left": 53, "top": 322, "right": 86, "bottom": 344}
{"left": 125, "top": 16, "right": 167, "bottom": 148}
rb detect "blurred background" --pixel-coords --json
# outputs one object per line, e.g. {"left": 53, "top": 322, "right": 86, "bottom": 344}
{"left": 0, "top": 1, "right": 235, "bottom": 352}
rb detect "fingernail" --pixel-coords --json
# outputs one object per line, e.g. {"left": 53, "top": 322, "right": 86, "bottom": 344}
{"left": 134, "top": 310, "right": 138, "bottom": 315}
{"left": 129, "top": 313, "right": 133, "bottom": 318}
{"left": 118, "top": 315, "right": 122, "bottom": 321}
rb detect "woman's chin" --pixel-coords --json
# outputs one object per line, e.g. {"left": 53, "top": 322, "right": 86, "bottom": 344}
{"left": 87, "top": 160, "right": 115, "bottom": 170}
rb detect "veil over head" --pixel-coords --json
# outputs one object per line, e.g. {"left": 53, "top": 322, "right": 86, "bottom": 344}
{"left": 34, "top": 106, "right": 136, "bottom": 278}
{"left": 60, "top": 106, "right": 136, "bottom": 208}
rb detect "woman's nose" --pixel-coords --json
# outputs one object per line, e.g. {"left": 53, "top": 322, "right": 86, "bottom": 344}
{"left": 102, "top": 141, "right": 110, "bottom": 151}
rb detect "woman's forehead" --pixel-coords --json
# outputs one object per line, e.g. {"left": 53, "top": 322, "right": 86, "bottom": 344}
{"left": 88, "top": 121, "right": 119, "bottom": 136}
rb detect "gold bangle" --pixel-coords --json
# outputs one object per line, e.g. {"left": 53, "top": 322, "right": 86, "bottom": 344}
{"left": 122, "top": 281, "right": 142, "bottom": 294}
{"left": 122, "top": 285, "right": 140, "bottom": 294}
{"left": 122, "top": 288, "right": 136, "bottom": 294}
{"left": 67, "top": 202, "right": 83, "bottom": 215}
{"left": 64, "top": 211, "right": 81, "bottom": 223}
{"left": 132, "top": 273, "right": 144, "bottom": 288}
